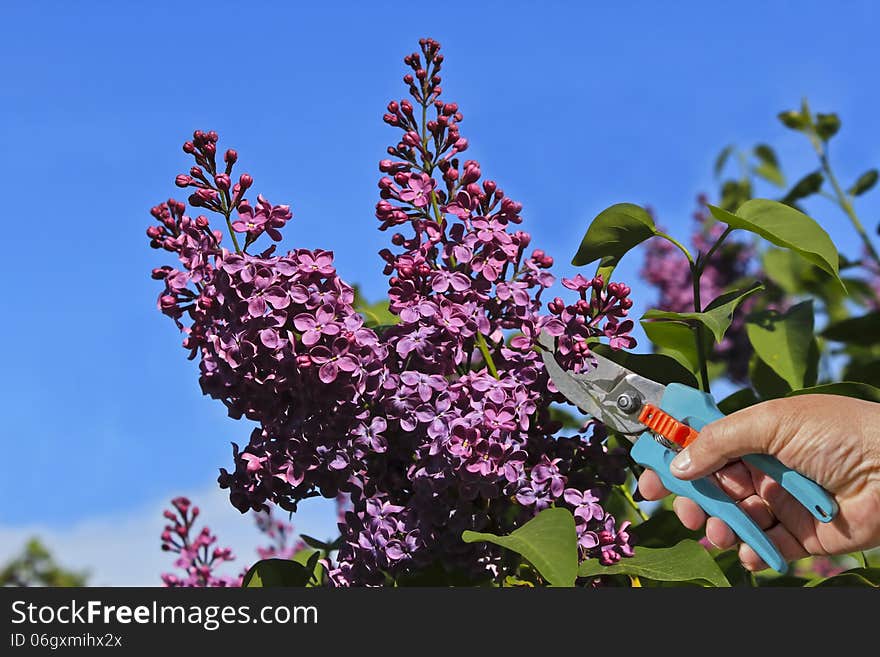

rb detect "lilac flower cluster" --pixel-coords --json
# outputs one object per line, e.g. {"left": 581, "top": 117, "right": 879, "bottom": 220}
{"left": 148, "top": 39, "right": 636, "bottom": 585}
{"left": 640, "top": 196, "right": 756, "bottom": 381}
{"left": 160, "top": 497, "right": 241, "bottom": 587}
{"left": 160, "top": 497, "right": 303, "bottom": 586}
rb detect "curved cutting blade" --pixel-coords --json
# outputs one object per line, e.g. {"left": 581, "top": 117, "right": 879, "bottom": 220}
{"left": 538, "top": 330, "right": 665, "bottom": 436}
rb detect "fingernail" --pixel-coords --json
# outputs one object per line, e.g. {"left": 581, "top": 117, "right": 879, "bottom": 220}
{"left": 670, "top": 449, "right": 691, "bottom": 476}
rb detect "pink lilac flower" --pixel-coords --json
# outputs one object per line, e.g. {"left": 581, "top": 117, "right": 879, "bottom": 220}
{"left": 149, "top": 39, "right": 636, "bottom": 587}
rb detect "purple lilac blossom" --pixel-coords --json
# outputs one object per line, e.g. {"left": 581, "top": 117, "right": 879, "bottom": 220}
{"left": 149, "top": 40, "right": 635, "bottom": 586}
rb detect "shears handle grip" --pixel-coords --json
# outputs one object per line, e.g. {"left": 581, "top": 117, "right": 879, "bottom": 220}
{"left": 630, "top": 383, "right": 838, "bottom": 573}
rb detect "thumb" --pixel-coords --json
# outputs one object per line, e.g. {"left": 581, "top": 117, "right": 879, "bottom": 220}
{"left": 669, "top": 400, "right": 787, "bottom": 479}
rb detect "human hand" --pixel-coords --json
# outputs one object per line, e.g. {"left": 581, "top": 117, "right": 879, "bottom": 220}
{"left": 637, "top": 394, "right": 880, "bottom": 571}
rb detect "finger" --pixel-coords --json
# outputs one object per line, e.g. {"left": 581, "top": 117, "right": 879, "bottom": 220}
{"left": 754, "top": 473, "right": 823, "bottom": 554}
{"left": 673, "top": 496, "right": 706, "bottom": 531}
{"left": 738, "top": 524, "right": 808, "bottom": 572}
{"left": 703, "top": 493, "right": 775, "bottom": 550}
{"left": 637, "top": 469, "right": 669, "bottom": 501}
{"left": 705, "top": 516, "right": 737, "bottom": 549}
{"left": 712, "top": 460, "right": 756, "bottom": 502}
{"left": 669, "top": 398, "right": 795, "bottom": 480}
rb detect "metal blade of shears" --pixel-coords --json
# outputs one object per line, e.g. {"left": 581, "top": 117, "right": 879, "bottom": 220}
{"left": 538, "top": 330, "right": 665, "bottom": 437}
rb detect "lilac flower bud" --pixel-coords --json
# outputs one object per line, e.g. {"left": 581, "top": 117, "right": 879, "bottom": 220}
{"left": 214, "top": 173, "right": 231, "bottom": 190}
{"left": 175, "top": 175, "right": 193, "bottom": 187}
{"left": 402, "top": 131, "right": 421, "bottom": 147}
{"left": 182, "top": 141, "right": 195, "bottom": 154}
{"left": 462, "top": 163, "right": 481, "bottom": 184}
{"left": 224, "top": 149, "right": 238, "bottom": 165}
{"left": 403, "top": 73, "right": 414, "bottom": 84}
{"left": 147, "top": 225, "right": 163, "bottom": 239}
{"left": 239, "top": 173, "right": 253, "bottom": 190}
{"left": 195, "top": 215, "right": 209, "bottom": 229}
{"left": 592, "top": 275, "right": 604, "bottom": 291}
{"left": 400, "top": 100, "right": 414, "bottom": 116}
{"left": 383, "top": 113, "right": 400, "bottom": 126}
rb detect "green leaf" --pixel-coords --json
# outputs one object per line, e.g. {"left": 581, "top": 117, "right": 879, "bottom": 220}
{"left": 548, "top": 405, "right": 583, "bottom": 430}
{"left": 717, "top": 387, "right": 760, "bottom": 415}
{"left": 709, "top": 199, "right": 844, "bottom": 291}
{"left": 750, "top": 355, "right": 792, "bottom": 399}
{"left": 242, "top": 558, "right": 314, "bottom": 588}
{"left": 462, "top": 508, "right": 577, "bottom": 587}
{"left": 778, "top": 109, "right": 809, "bottom": 131}
{"left": 805, "top": 568, "right": 880, "bottom": 587}
{"left": 572, "top": 203, "right": 657, "bottom": 267}
{"left": 577, "top": 540, "right": 730, "bottom": 587}
{"left": 844, "top": 359, "right": 880, "bottom": 387}
{"left": 358, "top": 299, "right": 399, "bottom": 329}
{"left": 787, "top": 382, "right": 880, "bottom": 403}
{"left": 594, "top": 255, "right": 618, "bottom": 285}
{"left": 822, "top": 311, "right": 880, "bottom": 346}
{"left": 815, "top": 112, "right": 841, "bottom": 141}
{"left": 714, "top": 145, "right": 734, "bottom": 178}
{"left": 848, "top": 169, "right": 878, "bottom": 197}
{"left": 781, "top": 171, "right": 824, "bottom": 205}
{"left": 300, "top": 535, "right": 336, "bottom": 551}
{"left": 591, "top": 344, "right": 698, "bottom": 388}
{"left": 641, "top": 320, "right": 702, "bottom": 375}
{"left": 713, "top": 550, "right": 754, "bottom": 587}
{"left": 632, "top": 510, "right": 702, "bottom": 549}
{"left": 642, "top": 282, "right": 764, "bottom": 343}
{"left": 746, "top": 301, "right": 818, "bottom": 390}
{"left": 718, "top": 179, "right": 752, "bottom": 212}
{"left": 752, "top": 144, "right": 785, "bottom": 187}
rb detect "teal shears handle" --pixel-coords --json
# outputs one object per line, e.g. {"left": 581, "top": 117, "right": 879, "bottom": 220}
{"left": 629, "top": 383, "right": 838, "bottom": 573}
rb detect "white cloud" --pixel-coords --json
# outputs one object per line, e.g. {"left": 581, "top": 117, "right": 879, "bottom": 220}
{"left": 0, "top": 486, "right": 339, "bottom": 586}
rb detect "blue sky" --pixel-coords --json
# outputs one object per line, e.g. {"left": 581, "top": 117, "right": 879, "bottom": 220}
{"left": 2, "top": 1, "right": 879, "bottom": 582}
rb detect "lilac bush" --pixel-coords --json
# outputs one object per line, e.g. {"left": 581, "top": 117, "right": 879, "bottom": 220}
{"left": 148, "top": 39, "right": 636, "bottom": 586}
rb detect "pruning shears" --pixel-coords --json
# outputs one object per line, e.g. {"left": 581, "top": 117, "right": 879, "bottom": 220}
{"left": 539, "top": 331, "right": 838, "bottom": 573}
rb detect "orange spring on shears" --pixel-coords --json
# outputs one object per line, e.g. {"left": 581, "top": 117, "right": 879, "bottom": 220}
{"left": 637, "top": 404, "right": 699, "bottom": 448}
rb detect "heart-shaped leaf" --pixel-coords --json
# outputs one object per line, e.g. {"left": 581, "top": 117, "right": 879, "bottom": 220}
{"left": 242, "top": 558, "right": 315, "bottom": 588}
{"left": 462, "top": 507, "right": 578, "bottom": 587}
{"left": 591, "top": 344, "right": 698, "bottom": 388}
{"left": 642, "top": 282, "right": 764, "bottom": 343}
{"left": 805, "top": 568, "right": 880, "bottom": 587}
{"left": 577, "top": 540, "right": 730, "bottom": 587}
{"left": 822, "top": 311, "right": 880, "bottom": 346}
{"left": 746, "top": 300, "right": 818, "bottom": 390}
{"left": 572, "top": 203, "right": 657, "bottom": 267}
{"left": 787, "top": 382, "right": 880, "bottom": 403}
{"left": 709, "top": 200, "right": 844, "bottom": 291}
{"left": 640, "top": 320, "right": 703, "bottom": 376}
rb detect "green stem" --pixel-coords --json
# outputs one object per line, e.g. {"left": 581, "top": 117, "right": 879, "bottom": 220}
{"left": 817, "top": 151, "right": 880, "bottom": 267}
{"left": 617, "top": 484, "right": 649, "bottom": 522}
{"left": 656, "top": 231, "right": 695, "bottom": 266}
{"left": 475, "top": 332, "right": 500, "bottom": 379}
{"left": 702, "top": 226, "right": 733, "bottom": 264}
{"left": 691, "top": 266, "right": 711, "bottom": 393}
{"left": 218, "top": 194, "right": 242, "bottom": 254}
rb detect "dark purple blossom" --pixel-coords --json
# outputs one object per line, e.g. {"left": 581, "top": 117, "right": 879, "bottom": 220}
{"left": 148, "top": 39, "right": 636, "bottom": 587}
